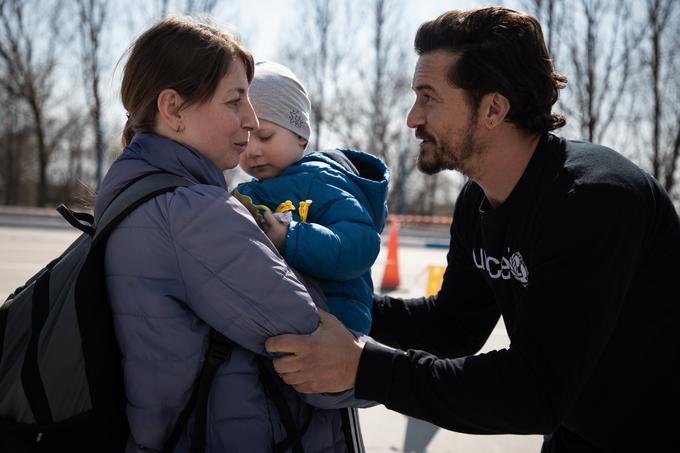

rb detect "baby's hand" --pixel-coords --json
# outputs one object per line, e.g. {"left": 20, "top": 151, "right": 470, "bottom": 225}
{"left": 262, "top": 210, "right": 288, "bottom": 254}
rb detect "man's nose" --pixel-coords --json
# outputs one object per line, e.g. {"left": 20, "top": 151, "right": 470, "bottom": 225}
{"left": 406, "top": 102, "right": 423, "bottom": 129}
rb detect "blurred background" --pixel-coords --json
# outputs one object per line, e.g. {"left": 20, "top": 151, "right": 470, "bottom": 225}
{"left": 1, "top": 0, "right": 679, "bottom": 214}
{"left": 2, "top": 2, "right": 678, "bottom": 450}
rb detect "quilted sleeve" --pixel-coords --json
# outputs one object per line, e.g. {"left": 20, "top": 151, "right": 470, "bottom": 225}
{"left": 167, "top": 186, "right": 320, "bottom": 356}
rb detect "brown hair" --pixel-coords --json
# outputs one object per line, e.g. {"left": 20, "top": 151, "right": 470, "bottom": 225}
{"left": 414, "top": 7, "right": 567, "bottom": 134}
{"left": 120, "top": 16, "right": 254, "bottom": 146}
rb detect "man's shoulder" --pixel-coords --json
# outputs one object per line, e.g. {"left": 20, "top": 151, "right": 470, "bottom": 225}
{"left": 559, "top": 136, "right": 652, "bottom": 194}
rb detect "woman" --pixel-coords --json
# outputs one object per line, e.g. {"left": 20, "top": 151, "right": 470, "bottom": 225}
{"left": 94, "top": 16, "right": 366, "bottom": 453}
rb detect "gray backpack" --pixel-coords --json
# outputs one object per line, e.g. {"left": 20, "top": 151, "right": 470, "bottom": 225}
{"left": 0, "top": 172, "right": 320, "bottom": 453}
{"left": 0, "top": 173, "right": 193, "bottom": 452}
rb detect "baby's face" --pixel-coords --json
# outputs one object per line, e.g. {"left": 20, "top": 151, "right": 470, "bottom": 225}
{"left": 239, "top": 119, "right": 307, "bottom": 179}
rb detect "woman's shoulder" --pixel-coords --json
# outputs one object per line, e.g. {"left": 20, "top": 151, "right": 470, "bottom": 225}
{"left": 161, "top": 184, "right": 259, "bottom": 233}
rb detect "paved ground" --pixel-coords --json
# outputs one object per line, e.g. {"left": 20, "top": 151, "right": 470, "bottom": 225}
{"left": 0, "top": 223, "right": 542, "bottom": 452}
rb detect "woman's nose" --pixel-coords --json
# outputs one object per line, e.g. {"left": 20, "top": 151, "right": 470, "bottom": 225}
{"left": 242, "top": 96, "right": 259, "bottom": 131}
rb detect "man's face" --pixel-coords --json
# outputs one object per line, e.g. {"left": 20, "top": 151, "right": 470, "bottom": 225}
{"left": 407, "top": 50, "right": 483, "bottom": 178}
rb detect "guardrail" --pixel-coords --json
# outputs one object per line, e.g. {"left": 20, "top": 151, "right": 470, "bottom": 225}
{"left": 0, "top": 206, "right": 70, "bottom": 229}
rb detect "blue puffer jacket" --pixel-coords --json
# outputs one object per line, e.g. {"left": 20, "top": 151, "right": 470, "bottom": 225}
{"left": 236, "top": 150, "right": 390, "bottom": 334}
{"left": 94, "top": 133, "right": 369, "bottom": 453}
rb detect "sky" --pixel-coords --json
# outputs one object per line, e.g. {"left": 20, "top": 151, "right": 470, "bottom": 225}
{"left": 61, "top": 0, "right": 512, "bottom": 191}
{"left": 97, "top": 0, "right": 499, "bottom": 147}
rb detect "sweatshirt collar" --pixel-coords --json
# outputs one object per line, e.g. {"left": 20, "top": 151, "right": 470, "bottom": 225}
{"left": 479, "top": 133, "right": 559, "bottom": 224}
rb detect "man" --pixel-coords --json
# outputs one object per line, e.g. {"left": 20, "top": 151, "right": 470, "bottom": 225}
{"left": 266, "top": 7, "right": 680, "bottom": 452}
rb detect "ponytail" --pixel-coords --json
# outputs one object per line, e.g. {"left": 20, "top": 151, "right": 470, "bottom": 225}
{"left": 122, "top": 114, "right": 135, "bottom": 147}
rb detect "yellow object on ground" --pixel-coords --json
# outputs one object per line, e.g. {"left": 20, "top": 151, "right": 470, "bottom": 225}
{"left": 425, "top": 264, "right": 446, "bottom": 296}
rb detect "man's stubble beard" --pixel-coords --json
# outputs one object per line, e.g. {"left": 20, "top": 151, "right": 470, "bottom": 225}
{"left": 417, "top": 121, "right": 480, "bottom": 178}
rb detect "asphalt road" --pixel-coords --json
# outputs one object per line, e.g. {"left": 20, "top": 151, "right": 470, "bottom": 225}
{"left": 0, "top": 223, "right": 542, "bottom": 452}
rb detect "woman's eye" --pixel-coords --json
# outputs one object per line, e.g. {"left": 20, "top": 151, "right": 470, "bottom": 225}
{"left": 226, "top": 98, "right": 240, "bottom": 106}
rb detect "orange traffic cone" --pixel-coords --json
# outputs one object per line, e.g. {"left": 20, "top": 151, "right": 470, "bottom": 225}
{"left": 380, "top": 216, "right": 400, "bottom": 291}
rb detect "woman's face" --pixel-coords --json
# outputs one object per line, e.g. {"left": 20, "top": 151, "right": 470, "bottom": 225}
{"left": 179, "top": 59, "right": 259, "bottom": 171}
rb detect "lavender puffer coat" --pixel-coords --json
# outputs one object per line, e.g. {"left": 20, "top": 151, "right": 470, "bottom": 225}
{"left": 94, "top": 133, "right": 369, "bottom": 453}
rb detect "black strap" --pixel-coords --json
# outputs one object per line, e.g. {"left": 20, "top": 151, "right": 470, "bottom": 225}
{"left": 162, "top": 330, "right": 233, "bottom": 453}
{"left": 56, "top": 205, "right": 96, "bottom": 235}
{"left": 190, "top": 331, "right": 233, "bottom": 452}
{"left": 94, "top": 173, "right": 194, "bottom": 245}
{"left": 0, "top": 305, "right": 7, "bottom": 364}
{"left": 21, "top": 271, "right": 54, "bottom": 425}
{"left": 257, "top": 357, "right": 309, "bottom": 453}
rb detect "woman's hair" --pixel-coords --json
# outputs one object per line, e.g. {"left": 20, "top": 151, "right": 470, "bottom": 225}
{"left": 414, "top": 7, "right": 567, "bottom": 134}
{"left": 120, "top": 16, "right": 254, "bottom": 146}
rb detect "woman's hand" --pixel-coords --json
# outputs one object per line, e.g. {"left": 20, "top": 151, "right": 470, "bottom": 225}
{"left": 262, "top": 210, "right": 288, "bottom": 254}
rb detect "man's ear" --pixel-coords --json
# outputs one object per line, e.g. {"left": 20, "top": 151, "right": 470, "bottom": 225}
{"left": 157, "top": 88, "right": 185, "bottom": 132}
{"left": 480, "top": 92, "right": 510, "bottom": 129}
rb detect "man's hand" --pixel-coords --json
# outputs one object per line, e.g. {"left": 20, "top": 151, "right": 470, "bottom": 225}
{"left": 261, "top": 210, "right": 288, "bottom": 254}
{"left": 265, "top": 310, "right": 365, "bottom": 393}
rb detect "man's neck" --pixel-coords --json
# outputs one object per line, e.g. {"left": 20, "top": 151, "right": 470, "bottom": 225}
{"left": 474, "top": 127, "right": 541, "bottom": 208}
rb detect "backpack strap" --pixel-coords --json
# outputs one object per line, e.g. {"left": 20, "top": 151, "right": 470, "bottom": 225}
{"left": 93, "top": 173, "right": 194, "bottom": 245}
{"left": 257, "top": 357, "right": 311, "bottom": 453}
{"left": 162, "top": 330, "right": 234, "bottom": 453}
{"left": 162, "top": 339, "right": 311, "bottom": 453}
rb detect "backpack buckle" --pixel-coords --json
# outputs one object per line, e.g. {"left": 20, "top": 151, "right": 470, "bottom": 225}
{"left": 206, "top": 330, "right": 233, "bottom": 365}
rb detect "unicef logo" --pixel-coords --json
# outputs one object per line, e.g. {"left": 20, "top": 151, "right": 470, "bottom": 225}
{"left": 509, "top": 252, "right": 528, "bottom": 285}
{"left": 472, "top": 248, "right": 529, "bottom": 286}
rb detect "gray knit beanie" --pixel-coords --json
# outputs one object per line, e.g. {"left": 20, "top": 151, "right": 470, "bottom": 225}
{"left": 248, "top": 61, "right": 311, "bottom": 141}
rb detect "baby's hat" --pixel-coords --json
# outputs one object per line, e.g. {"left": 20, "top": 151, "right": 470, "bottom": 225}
{"left": 249, "top": 61, "right": 311, "bottom": 141}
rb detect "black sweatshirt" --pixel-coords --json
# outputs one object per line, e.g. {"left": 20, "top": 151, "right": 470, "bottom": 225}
{"left": 355, "top": 134, "right": 680, "bottom": 452}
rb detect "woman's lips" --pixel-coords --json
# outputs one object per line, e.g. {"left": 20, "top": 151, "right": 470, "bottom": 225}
{"left": 234, "top": 142, "right": 249, "bottom": 153}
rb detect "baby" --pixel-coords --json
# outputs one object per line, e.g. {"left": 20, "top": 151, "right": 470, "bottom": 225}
{"left": 234, "top": 61, "right": 389, "bottom": 334}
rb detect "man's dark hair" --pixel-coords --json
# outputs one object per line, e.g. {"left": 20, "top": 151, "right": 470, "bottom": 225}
{"left": 414, "top": 7, "right": 567, "bottom": 134}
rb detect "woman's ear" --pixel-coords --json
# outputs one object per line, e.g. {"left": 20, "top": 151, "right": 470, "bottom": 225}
{"left": 481, "top": 92, "right": 510, "bottom": 129}
{"left": 157, "top": 89, "right": 185, "bottom": 132}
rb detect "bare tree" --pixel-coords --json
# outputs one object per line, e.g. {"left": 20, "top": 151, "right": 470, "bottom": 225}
{"left": 0, "top": 0, "right": 66, "bottom": 205}
{"left": 281, "top": 0, "right": 437, "bottom": 214}
{"left": 281, "top": 0, "right": 352, "bottom": 150}
{"left": 362, "top": 0, "right": 417, "bottom": 213}
{"left": 643, "top": 0, "right": 679, "bottom": 194}
{"left": 562, "top": 0, "right": 641, "bottom": 144}
{"left": 76, "top": 0, "right": 109, "bottom": 188}
{"left": 48, "top": 109, "right": 94, "bottom": 209}
{"left": 522, "top": 0, "right": 566, "bottom": 61}
{"left": 0, "top": 97, "right": 31, "bottom": 205}
{"left": 157, "top": 0, "right": 220, "bottom": 17}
